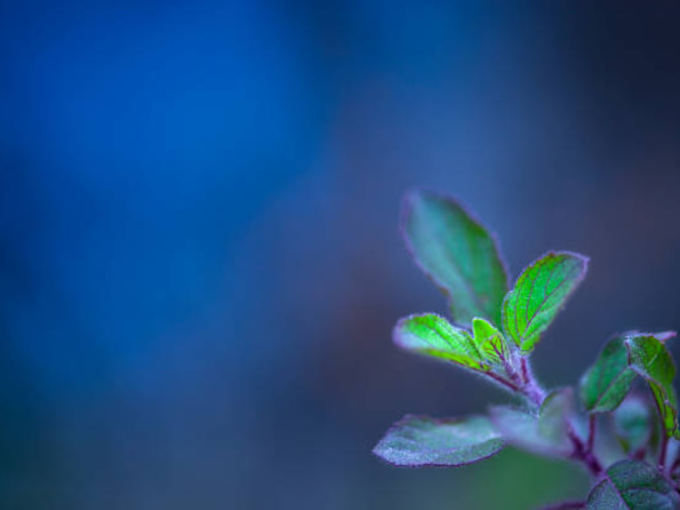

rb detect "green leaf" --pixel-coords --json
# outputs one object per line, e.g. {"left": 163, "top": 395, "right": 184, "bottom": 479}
{"left": 372, "top": 415, "right": 504, "bottom": 467}
{"left": 580, "top": 332, "right": 678, "bottom": 433}
{"left": 649, "top": 382, "right": 679, "bottom": 440}
{"left": 471, "top": 317, "right": 509, "bottom": 365}
{"left": 394, "top": 314, "right": 517, "bottom": 381}
{"left": 580, "top": 336, "right": 637, "bottom": 413}
{"left": 401, "top": 190, "right": 509, "bottom": 326}
{"left": 626, "top": 335, "right": 679, "bottom": 438}
{"left": 490, "top": 389, "right": 575, "bottom": 457}
{"left": 394, "top": 314, "right": 484, "bottom": 370}
{"left": 613, "top": 396, "right": 652, "bottom": 454}
{"left": 627, "top": 335, "right": 676, "bottom": 386}
{"left": 586, "top": 460, "right": 679, "bottom": 509}
{"left": 502, "top": 252, "right": 588, "bottom": 353}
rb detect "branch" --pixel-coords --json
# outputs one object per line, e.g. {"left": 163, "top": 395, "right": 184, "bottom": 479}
{"left": 519, "top": 357, "right": 546, "bottom": 406}
{"left": 568, "top": 424, "right": 603, "bottom": 477}
{"left": 587, "top": 414, "right": 596, "bottom": 453}
{"left": 539, "top": 501, "right": 585, "bottom": 510}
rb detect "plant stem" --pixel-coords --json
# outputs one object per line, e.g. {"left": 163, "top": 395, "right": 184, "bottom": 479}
{"left": 519, "top": 357, "right": 546, "bottom": 406}
{"left": 514, "top": 356, "right": 607, "bottom": 477}
{"left": 540, "top": 502, "right": 585, "bottom": 510}
{"left": 568, "top": 425, "right": 603, "bottom": 477}
{"left": 659, "top": 431, "right": 669, "bottom": 472}
{"left": 524, "top": 379, "right": 546, "bottom": 407}
{"left": 582, "top": 449, "right": 603, "bottom": 477}
{"left": 521, "top": 356, "right": 530, "bottom": 384}
{"left": 587, "top": 415, "right": 596, "bottom": 453}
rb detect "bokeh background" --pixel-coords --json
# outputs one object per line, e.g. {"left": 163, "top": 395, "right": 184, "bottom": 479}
{"left": 1, "top": 1, "right": 680, "bottom": 508}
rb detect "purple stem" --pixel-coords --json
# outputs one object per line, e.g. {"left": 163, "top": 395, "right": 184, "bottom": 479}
{"left": 587, "top": 415, "right": 596, "bottom": 453}
{"left": 521, "top": 356, "right": 530, "bottom": 384}
{"left": 519, "top": 357, "right": 545, "bottom": 406}
{"left": 487, "top": 351, "right": 546, "bottom": 406}
{"left": 568, "top": 425, "right": 603, "bottom": 477}
{"left": 524, "top": 379, "right": 546, "bottom": 407}
{"left": 540, "top": 502, "right": 585, "bottom": 510}
{"left": 494, "top": 354, "right": 605, "bottom": 478}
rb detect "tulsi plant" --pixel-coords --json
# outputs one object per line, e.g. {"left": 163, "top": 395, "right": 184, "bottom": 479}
{"left": 373, "top": 190, "right": 680, "bottom": 509}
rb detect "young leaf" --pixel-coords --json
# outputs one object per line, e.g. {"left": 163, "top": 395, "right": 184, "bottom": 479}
{"left": 372, "top": 415, "right": 504, "bottom": 467}
{"left": 613, "top": 396, "right": 652, "bottom": 454}
{"left": 502, "top": 252, "right": 588, "bottom": 353}
{"left": 626, "top": 335, "right": 679, "bottom": 438}
{"left": 490, "top": 389, "right": 575, "bottom": 457}
{"left": 471, "top": 317, "right": 509, "bottom": 365}
{"left": 580, "top": 336, "right": 637, "bottom": 413}
{"left": 654, "top": 331, "right": 677, "bottom": 344}
{"left": 401, "top": 190, "right": 509, "bottom": 326}
{"left": 394, "top": 314, "right": 484, "bottom": 370}
{"left": 586, "top": 459, "right": 679, "bottom": 509}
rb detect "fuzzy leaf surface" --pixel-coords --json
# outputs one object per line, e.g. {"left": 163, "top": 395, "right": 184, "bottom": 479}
{"left": 580, "top": 336, "right": 637, "bottom": 413}
{"left": 626, "top": 335, "right": 679, "bottom": 438}
{"left": 490, "top": 389, "right": 574, "bottom": 457}
{"left": 402, "top": 190, "right": 508, "bottom": 326}
{"left": 471, "top": 317, "right": 509, "bottom": 365}
{"left": 502, "top": 252, "right": 588, "bottom": 353}
{"left": 372, "top": 415, "right": 504, "bottom": 467}
{"left": 586, "top": 460, "right": 679, "bottom": 509}
{"left": 613, "top": 396, "right": 651, "bottom": 454}
{"left": 394, "top": 314, "right": 483, "bottom": 369}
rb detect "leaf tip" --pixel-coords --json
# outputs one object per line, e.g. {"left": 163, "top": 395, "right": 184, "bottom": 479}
{"left": 552, "top": 250, "right": 590, "bottom": 272}
{"left": 392, "top": 314, "right": 416, "bottom": 351}
{"left": 392, "top": 313, "right": 442, "bottom": 347}
{"left": 655, "top": 330, "right": 677, "bottom": 343}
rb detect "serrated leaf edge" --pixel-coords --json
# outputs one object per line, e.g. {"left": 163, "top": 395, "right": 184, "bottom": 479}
{"left": 580, "top": 336, "right": 636, "bottom": 414}
{"left": 372, "top": 414, "right": 505, "bottom": 468}
{"left": 586, "top": 460, "right": 678, "bottom": 509}
{"left": 400, "top": 189, "right": 511, "bottom": 326}
{"left": 501, "top": 251, "right": 589, "bottom": 353}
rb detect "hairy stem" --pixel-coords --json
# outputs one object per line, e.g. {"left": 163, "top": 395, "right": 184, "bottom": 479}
{"left": 515, "top": 356, "right": 606, "bottom": 477}
{"left": 519, "top": 357, "right": 546, "bottom": 406}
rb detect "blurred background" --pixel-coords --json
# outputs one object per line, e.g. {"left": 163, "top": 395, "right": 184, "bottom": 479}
{"left": 1, "top": 1, "right": 679, "bottom": 508}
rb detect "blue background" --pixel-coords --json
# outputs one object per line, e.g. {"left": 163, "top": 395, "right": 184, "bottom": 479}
{"left": 1, "top": 1, "right": 680, "bottom": 508}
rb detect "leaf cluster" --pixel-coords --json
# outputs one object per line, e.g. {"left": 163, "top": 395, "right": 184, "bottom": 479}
{"left": 374, "top": 190, "right": 680, "bottom": 509}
